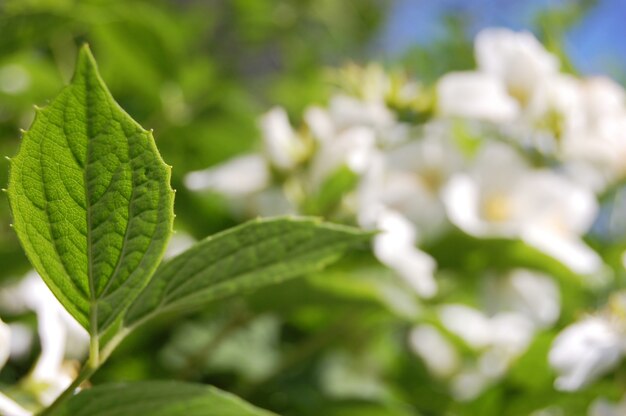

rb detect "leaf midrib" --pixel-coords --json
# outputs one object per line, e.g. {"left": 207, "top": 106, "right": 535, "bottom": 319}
{"left": 83, "top": 70, "right": 99, "bottom": 339}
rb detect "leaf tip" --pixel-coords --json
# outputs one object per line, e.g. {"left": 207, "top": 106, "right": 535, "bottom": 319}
{"left": 73, "top": 43, "right": 99, "bottom": 82}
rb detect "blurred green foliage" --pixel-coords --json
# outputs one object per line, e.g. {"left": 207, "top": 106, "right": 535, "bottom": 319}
{"left": 2, "top": 1, "right": 624, "bottom": 415}
{"left": 0, "top": 0, "right": 388, "bottom": 282}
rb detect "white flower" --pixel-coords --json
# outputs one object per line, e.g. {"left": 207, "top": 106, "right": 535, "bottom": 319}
{"left": 319, "top": 350, "right": 389, "bottom": 400}
{"left": 439, "top": 304, "right": 493, "bottom": 349}
{"left": 484, "top": 269, "right": 560, "bottom": 328}
{"left": 0, "top": 64, "right": 30, "bottom": 95}
{"left": 0, "top": 272, "right": 89, "bottom": 405}
{"left": 260, "top": 107, "right": 310, "bottom": 170}
{"left": 371, "top": 126, "right": 464, "bottom": 239}
{"left": 0, "top": 318, "right": 9, "bottom": 370}
{"left": 443, "top": 142, "right": 531, "bottom": 237}
{"left": 475, "top": 28, "right": 559, "bottom": 105}
{"left": 526, "top": 74, "right": 626, "bottom": 190}
{"left": 439, "top": 304, "right": 536, "bottom": 374}
{"left": 450, "top": 368, "right": 491, "bottom": 401}
{"left": 589, "top": 395, "right": 626, "bottom": 416}
{"left": 0, "top": 393, "right": 31, "bottom": 416}
{"left": 437, "top": 71, "right": 519, "bottom": 122}
{"left": 372, "top": 209, "right": 437, "bottom": 298}
{"left": 308, "top": 124, "right": 377, "bottom": 188}
{"left": 185, "top": 154, "right": 269, "bottom": 195}
{"left": 443, "top": 142, "right": 601, "bottom": 274}
{"left": 516, "top": 172, "right": 601, "bottom": 275}
{"left": 184, "top": 155, "right": 295, "bottom": 217}
{"left": 409, "top": 324, "right": 460, "bottom": 379}
{"left": 325, "top": 94, "right": 396, "bottom": 138}
{"left": 549, "top": 316, "right": 625, "bottom": 391}
{"left": 561, "top": 78, "right": 626, "bottom": 187}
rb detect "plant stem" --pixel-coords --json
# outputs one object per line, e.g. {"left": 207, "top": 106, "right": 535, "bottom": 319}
{"left": 36, "top": 363, "right": 97, "bottom": 416}
{"left": 36, "top": 328, "right": 130, "bottom": 415}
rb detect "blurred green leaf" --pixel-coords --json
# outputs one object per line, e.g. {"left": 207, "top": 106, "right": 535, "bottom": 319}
{"left": 50, "top": 381, "right": 275, "bottom": 416}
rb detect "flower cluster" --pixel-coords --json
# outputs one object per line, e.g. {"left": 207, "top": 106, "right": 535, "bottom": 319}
{"left": 186, "top": 28, "right": 626, "bottom": 404}
{"left": 0, "top": 273, "right": 89, "bottom": 415}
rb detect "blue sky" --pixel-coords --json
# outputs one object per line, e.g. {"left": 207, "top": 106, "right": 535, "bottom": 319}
{"left": 378, "top": 0, "right": 626, "bottom": 80}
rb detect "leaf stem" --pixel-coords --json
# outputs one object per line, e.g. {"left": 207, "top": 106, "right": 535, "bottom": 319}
{"left": 88, "top": 330, "right": 99, "bottom": 369}
{"left": 36, "top": 327, "right": 131, "bottom": 415}
{"left": 36, "top": 363, "right": 96, "bottom": 416}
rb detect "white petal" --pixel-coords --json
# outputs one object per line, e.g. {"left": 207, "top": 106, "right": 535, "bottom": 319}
{"left": 475, "top": 28, "right": 558, "bottom": 102}
{"left": 451, "top": 369, "right": 490, "bottom": 401}
{"left": 260, "top": 107, "right": 303, "bottom": 170}
{"left": 409, "top": 325, "right": 460, "bottom": 378}
{"left": 489, "top": 312, "right": 535, "bottom": 356}
{"left": 549, "top": 317, "right": 624, "bottom": 391}
{"left": 442, "top": 143, "right": 530, "bottom": 238}
{"left": 373, "top": 210, "right": 437, "bottom": 297}
{"left": 304, "top": 106, "right": 335, "bottom": 142}
{"left": 0, "top": 318, "right": 10, "bottom": 370}
{"left": 442, "top": 174, "right": 485, "bottom": 235}
{"left": 7, "top": 323, "right": 33, "bottom": 360}
{"left": 437, "top": 71, "right": 519, "bottom": 122}
{"left": 490, "top": 269, "right": 561, "bottom": 328}
{"left": 589, "top": 395, "right": 626, "bottom": 416}
{"left": 31, "top": 303, "right": 66, "bottom": 383}
{"left": 328, "top": 94, "right": 395, "bottom": 132}
{"left": 439, "top": 304, "right": 492, "bottom": 349}
{"left": 582, "top": 77, "right": 625, "bottom": 121}
{"left": 0, "top": 392, "right": 31, "bottom": 416}
{"left": 310, "top": 126, "right": 376, "bottom": 186}
{"left": 522, "top": 227, "right": 602, "bottom": 275}
{"left": 184, "top": 154, "right": 269, "bottom": 195}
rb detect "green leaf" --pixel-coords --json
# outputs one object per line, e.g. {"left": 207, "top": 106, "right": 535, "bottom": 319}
{"left": 125, "top": 217, "right": 370, "bottom": 327}
{"left": 7, "top": 45, "right": 174, "bottom": 335}
{"left": 49, "top": 381, "right": 275, "bottom": 416}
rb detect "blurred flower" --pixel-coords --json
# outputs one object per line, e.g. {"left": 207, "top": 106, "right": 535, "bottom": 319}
{"left": 437, "top": 71, "right": 519, "bottom": 121}
{"left": 436, "top": 303, "right": 535, "bottom": 400}
{"left": 319, "top": 350, "right": 390, "bottom": 400}
{"left": 305, "top": 105, "right": 377, "bottom": 187}
{"left": 260, "top": 107, "right": 311, "bottom": 171}
{"left": 549, "top": 316, "right": 624, "bottom": 391}
{"left": 0, "top": 272, "right": 89, "bottom": 406}
{"left": 372, "top": 209, "right": 437, "bottom": 298}
{"left": 0, "top": 64, "right": 31, "bottom": 95}
{"left": 475, "top": 28, "right": 559, "bottom": 106}
{"left": 0, "top": 318, "right": 9, "bottom": 370}
{"left": 0, "top": 393, "right": 31, "bottom": 416}
{"left": 417, "top": 269, "right": 560, "bottom": 399}
{"left": 409, "top": 324, "right": 460, "bottom": 378}
{"left": 549, "top": 293, "right": 626, "bottom": 391}
{"left": 185, "top": 154, "right": 269, "bottom": 196}
{"left": 443, "top": 142, "right": 601, "bottom": 274}
{"left": 589, "top": 395, "right": 626, "bottom": 416}
{"left": 361, "top": 124, "right": 464, "bottom": 239}
{"left": 484, "top": 269, "right": 560, "bottom": 328}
